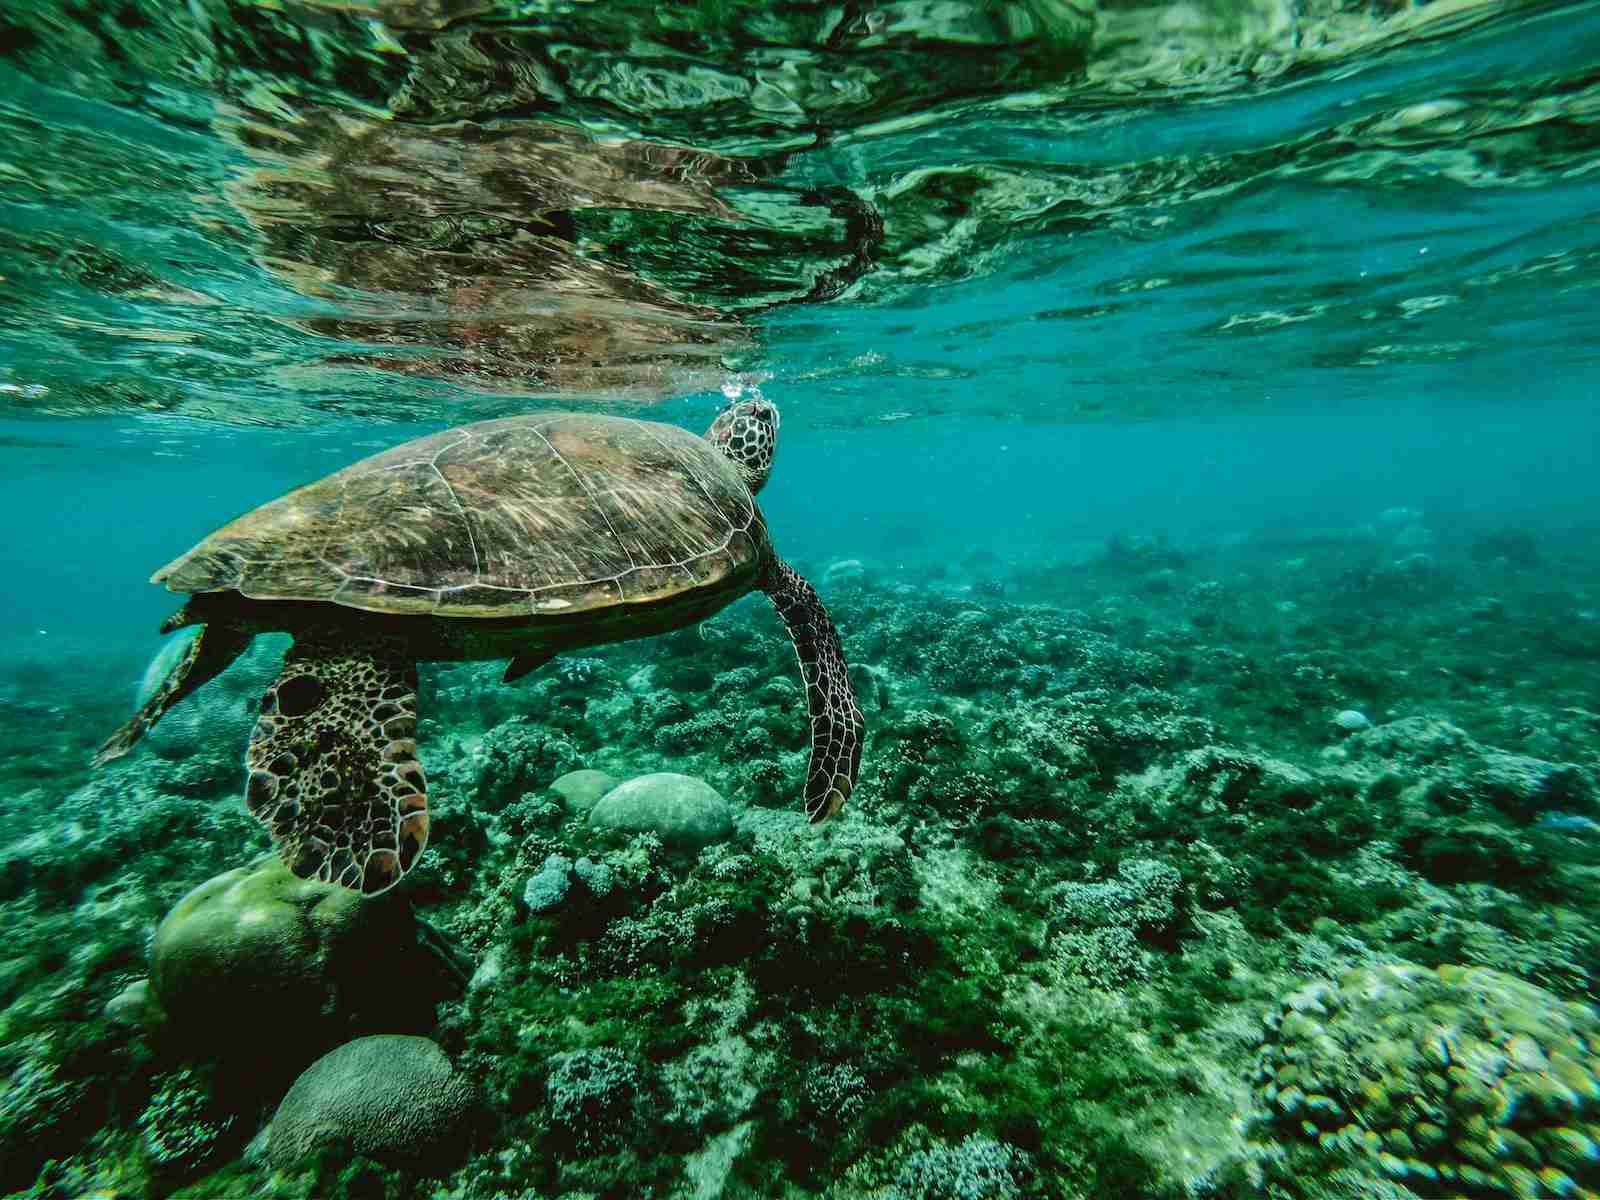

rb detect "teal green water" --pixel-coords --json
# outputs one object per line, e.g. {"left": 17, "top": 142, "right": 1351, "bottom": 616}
{"left": 2, "top": 2, "right": 1600, "bottom": 1197}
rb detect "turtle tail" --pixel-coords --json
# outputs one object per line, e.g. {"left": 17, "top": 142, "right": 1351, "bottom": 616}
{"left": 93, "top": 617, "right": 252, "bottom": 766}
{"left": 760, "top": 557, "right": 865, "bottom": 821}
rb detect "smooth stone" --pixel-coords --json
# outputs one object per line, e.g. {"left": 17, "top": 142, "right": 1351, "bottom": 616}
{"left": 104, "top": 978, "right": 162, "bottom": 1030}
{"left": 550, "top": 769, "right": 620, "bottom": 815}
{"left": 1332, "top": 709, "right": 1371, "bottom": 733}
{"left": 587, "top": 773, "right": 733, "bottom": 847}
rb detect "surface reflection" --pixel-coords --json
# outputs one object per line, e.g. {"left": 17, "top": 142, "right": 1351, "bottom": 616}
{"left": 222, "top": 99, "right": 758, "bottom": 399}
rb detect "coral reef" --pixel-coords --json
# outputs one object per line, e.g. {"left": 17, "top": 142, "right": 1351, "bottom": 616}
{"left": 1045, "top": 858, "right": 1184, "bottom": 988}
{"left": 544, "top": 1046, "right": 641, "bottom": 1153}
{"left": 5, "top": 519, "right": 1600, "bottom": 1199}
{"left": 0, "top": 1038, "right": 88, "bottom": 1182}
{"left": 137, "top": 1067, "right": 235, "bottom": 1183}
{"left": 521, "top": 854, "right": 574, "bottom": 914}
{"left": 1247, "top": 962, "right": 1600, "bottom": 1198}
{"left": 888, "top": 1134, "right": 1034, "bottom": 1200}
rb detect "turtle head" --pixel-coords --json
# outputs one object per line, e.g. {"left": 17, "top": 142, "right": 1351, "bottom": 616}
{"left": 706, "top": 399, "right": 779, "bottom": 494}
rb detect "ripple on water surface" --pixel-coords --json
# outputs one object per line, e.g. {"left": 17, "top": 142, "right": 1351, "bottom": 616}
{"left": 0, "top": 0, "right": 1597, "bottom": 425}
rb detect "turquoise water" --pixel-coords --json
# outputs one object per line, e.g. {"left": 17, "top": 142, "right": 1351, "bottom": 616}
{"left": 3, "top": 2, "right": 1600, "bottom": 1197}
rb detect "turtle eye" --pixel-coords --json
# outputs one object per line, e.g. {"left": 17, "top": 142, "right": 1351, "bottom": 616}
{"left": 275, "top": 674, "right": 326, "bottom": 718}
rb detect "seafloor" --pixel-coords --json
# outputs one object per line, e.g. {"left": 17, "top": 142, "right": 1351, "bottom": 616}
{"left": 2, "top": 512, "right": 1598, "bottom": 1200}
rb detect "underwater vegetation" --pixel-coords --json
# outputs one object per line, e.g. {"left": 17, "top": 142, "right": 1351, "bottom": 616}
{"left": 1, "top": 509, "right": 1597, "bottom": 1199}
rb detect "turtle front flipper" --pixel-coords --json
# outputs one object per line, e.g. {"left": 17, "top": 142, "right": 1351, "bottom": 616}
{"left": 245, "top": 629, "right": 428, "bottom": 897}
{"left": 761, "top": 558, "right": 865, "bottom": 821}
{"left": 93, "top": 621, "right": 252, "bottom": 767}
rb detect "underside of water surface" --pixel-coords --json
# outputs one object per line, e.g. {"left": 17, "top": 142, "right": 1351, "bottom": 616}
{"left": 2, "top": 2, "right": 1599, "bottom": 1198}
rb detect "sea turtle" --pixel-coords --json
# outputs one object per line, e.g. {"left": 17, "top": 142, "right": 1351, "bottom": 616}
{"left": 95, "top": 400, "right": 864, "bottom": 897}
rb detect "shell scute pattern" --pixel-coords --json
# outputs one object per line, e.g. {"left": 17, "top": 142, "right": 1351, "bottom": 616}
{"left": 245, "top": 632, "right": 427, "bottom": 896}
{"left": 156, "top": 414, "right": 761, "bottom": 618}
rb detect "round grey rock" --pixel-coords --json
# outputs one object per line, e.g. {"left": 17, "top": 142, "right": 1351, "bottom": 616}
{"left": 549, "top": 769, "right": 620, "bottom": 815}
{"left": 104, "top": 979, "right": 160, "bottom": 1030}
{"left": 1331, "top": 709, "right": 1371, "bottom": 733}
{"left": 267, "top": 1035, "right": 475, "bottom": 1169}
{"left": 587, "top": 773, "right": 733, "bottom": 847}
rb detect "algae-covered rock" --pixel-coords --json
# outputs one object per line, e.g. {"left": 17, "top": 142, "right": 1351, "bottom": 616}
{"left": 549, "top": 768, "right": 619, "bottom": 815}
{"left": 588, "top": 773, "right": 733, "bottom": 847}
{"left": 149, "top": 857, "right": 418, "bottom": 1061}
{"left": 1247, "top": 961, "right": 1600, "bottom": 1197}
{"left": 137, "top": 1068, "right": 234, "bottom": 1185}
{"left": 103, "top": 978, "right": 163, "bottom": 1032}
{"left": 545, "top": 1047, "right": 641, "bottom": 1153}
{"left": 1346, "top": 717, "right": 1474, "bottom": 767}
{"left": 1398, "top": 819, "right": 1541, "bottom": 885}
{"left": 1468, "top": 751, "right": 1591, "bottom": 821}
{"left": 522, "top": 853, "right": 573, "bottom": 913}
{"left": 267, "top": 1035, "right": 475, "bottom": 1169}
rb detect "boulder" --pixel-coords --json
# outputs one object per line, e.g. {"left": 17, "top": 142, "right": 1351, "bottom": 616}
{"left": 104, "top": 979, "right": 162, "bottom": 1031}
{"left": 549, "top": 768, "right": 619, "bottom": 815}
{"left": 267, "top": 1035, "right": 474, "bottom": 1169}
{"left": 1331, "top": 709, "right": 1370, "bottom": 733}
{"left": 149, "top": 857, "right": 418, "bottom": 1062}
{"left": 587, "top": 773, "right": 733, "bottom": 847}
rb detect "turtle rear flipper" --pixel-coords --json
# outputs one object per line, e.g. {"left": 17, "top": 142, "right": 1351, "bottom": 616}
{"left": 246, "top": 630, "right": 428, "bottom": 897}
{"left": 762, "top": 559, "right": 865, "bottom": 821}
{"left": 94, "top": 621, "right": 251, "bottom": 767}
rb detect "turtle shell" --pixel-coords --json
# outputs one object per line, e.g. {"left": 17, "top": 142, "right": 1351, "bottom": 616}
{"left": 155, "top": 414, "right": 767, "bottom": 618}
